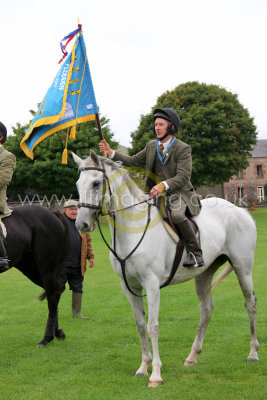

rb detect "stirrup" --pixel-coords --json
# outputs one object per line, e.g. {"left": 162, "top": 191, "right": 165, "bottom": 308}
{"left": 0, "top": 257, "right": 10, "bottom": 272}
{"left": 183, "top": 252, "right": 204, "bottom": 268}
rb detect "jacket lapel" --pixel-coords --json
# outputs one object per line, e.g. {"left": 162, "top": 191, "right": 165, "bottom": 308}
{"left": 163, "top": 140, "right": 176, "bottom": 166}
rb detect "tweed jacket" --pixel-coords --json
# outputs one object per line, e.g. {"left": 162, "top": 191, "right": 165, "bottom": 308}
{"left": 0, "top": 146, "right": 16, "bottom": 216}
{"left": 79, "top": 232, "right": 94, "bottom": 276}
{"left": 113, "top": 138, "right": 201, "bottom": 216}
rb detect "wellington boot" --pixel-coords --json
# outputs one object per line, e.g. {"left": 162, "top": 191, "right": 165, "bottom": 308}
{"left": 72, "top": 292, "right": 87, "bottom": 319}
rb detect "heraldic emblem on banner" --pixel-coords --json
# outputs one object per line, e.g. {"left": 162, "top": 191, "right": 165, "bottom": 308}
{"left": 20, "top": 26, "right": 98, "bottom": 163}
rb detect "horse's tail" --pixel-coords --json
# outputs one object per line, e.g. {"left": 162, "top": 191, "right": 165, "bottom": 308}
{"left": 212, "top": 263, "right": 233, "bottom": 289}
{"left": 206, "top": 263, "right": 233, "bottom": 299}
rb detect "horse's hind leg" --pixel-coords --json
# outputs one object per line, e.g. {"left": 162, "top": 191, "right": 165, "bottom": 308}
{"left": 55, "top": 308, "right": 66, "bottom": 340}
{"left": 184, "top": 268, "right": 215, "bottom": 366}
{"left": 234, "top": 265, "right": 259, "bottom": 362}
{"left": 38, "top": 277, "right": 61, "bottom": 346}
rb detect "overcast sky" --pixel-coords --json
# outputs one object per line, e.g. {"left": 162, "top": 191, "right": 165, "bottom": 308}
{"left": 1, "top": 0, "right": 266, "bottom": 147}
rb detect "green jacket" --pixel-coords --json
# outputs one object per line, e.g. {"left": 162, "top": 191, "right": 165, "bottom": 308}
{"left": 0, "top": 146, "right": 16, "bottom": 216}
{"left": 113, "top": 138, "right": 201, "bottom": 216}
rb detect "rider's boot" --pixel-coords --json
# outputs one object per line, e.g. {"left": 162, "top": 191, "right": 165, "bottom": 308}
{"left": 0, "top": 226, "right": 9, "bottom": 273}
{"left": 177, "top": 218, "right": 205, "bottom": 268}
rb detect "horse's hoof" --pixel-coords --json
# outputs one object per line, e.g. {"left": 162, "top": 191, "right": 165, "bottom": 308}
{"left": 55, "top": 329, "right": 66, "bottom": 340}
{"left": 37, "top": 336, "right": 54, "bottom": 347}
{"left": 147, "top": 380, "right": 163, "bottom": 388}
{"left": 135, "top": 372, "right": 148, "bottom": 377}
{"left": 184, "top": 359, "right": 197, "bottom": 367}
{"left": 36, "top": 343, "right": 46, "bottom": 348}
{"left": 247, "top": 356, "right": 259, "bottom": 363}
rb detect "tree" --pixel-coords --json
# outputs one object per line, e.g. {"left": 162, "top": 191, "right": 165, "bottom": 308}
{"left": 5, "top": 114, "right": 118, "bottom": 200}
{"left": 130, "top": 81, "right": 258, "bottom": 188}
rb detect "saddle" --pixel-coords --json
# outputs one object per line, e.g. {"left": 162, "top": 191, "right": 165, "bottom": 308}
{"left": 163, "top": 208, "right": 199, "bottom": 244}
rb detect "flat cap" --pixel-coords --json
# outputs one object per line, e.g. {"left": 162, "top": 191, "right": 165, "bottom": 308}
{"left": 63, "top": 199, "right": 78, "bottom": 208}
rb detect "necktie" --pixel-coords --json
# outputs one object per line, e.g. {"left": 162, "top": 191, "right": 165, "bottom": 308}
{"left": 159, "top": 143, "right": 164, "bottom": 157}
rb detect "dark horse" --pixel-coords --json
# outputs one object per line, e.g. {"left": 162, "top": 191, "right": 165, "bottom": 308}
{"left": 2, "top": 204, "right": 68, "bottom": 346}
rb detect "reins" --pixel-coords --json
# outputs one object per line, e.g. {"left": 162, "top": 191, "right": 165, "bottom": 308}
{"left": 99, "top": 197, "right": 154, "bottom": 217}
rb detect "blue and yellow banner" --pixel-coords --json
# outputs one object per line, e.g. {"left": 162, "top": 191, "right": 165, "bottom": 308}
{"left": 20, "top": 31, "right": 98, "bottom": 160}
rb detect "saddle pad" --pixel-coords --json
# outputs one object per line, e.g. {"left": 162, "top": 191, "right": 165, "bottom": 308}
{"left": 162, "top": 218, "right": 200, "bottom": 245}
{"left": 0, "top": 220, "right": 7, "bottom": 238}
{"left": 162, "top": 220, "right": 179, "bottom": 243}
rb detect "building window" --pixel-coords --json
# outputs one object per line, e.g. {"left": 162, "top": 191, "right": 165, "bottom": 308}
{"left": 256, "top": 165, "right": 263, "bottom": 177}
{"left": 257, "top": 186, "right": 264, "bottom": 202}
{"left": 238, "top": 185, "right": 244, "bottom": 206}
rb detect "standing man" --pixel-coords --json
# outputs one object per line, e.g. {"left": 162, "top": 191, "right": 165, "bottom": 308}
{"left": 0, "top": 122, "right": 16, "bottom": 272}
{"left": 58, "top": 200, "right": 95, "bottom": 318}
{"left": 99, "top": 108, "right": 204, "bottom": 268}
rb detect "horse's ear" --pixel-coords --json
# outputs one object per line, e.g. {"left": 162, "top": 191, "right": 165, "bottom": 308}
{"left": 72, "top": 152, "right": 83, "bottom": 167}
{"left": 90, "top": 150, "right": 100, "bottom": 166}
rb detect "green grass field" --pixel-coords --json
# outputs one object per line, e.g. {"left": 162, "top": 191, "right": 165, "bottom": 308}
{"left": 0, "top": 209, "right": 267, "bottom": 400}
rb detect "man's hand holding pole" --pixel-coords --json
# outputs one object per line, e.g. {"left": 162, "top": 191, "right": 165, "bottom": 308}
{"left": 99, "top": 139, "right": 113, "bottom": 157}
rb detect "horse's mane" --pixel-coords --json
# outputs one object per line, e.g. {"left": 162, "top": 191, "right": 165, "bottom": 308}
{"left": 80, "top": 154, "right": 148, "bottom": 201}
{"left": 101, "top": 156, "right": 148, "bottom": 201}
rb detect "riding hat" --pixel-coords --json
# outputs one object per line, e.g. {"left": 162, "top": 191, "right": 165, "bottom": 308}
{"left": 153, "top": 108, "right": 180, "bottom": 133}
{"left": 0, "top": 122, "right": 7, "bottom": 143}
{"left": 63, "top": 200, "right": 78, "bottom": 208}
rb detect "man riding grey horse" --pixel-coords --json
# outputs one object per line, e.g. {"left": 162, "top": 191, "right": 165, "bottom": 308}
{"left": 0, "top": 122, "right": 16, "bottom": 272}
{"left": 99, "top": 107, "right": 204, "bottom": 268}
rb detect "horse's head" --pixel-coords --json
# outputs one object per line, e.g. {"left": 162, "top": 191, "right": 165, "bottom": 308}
{"left": 72, "top": 150, "right": 108, "bottom": 233}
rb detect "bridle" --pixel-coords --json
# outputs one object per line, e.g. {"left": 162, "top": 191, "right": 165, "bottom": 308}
{"left": 77, "top": 163, "right": 112, "bottom": 212}
{"left": 77, "top": 161, "right": 152, "bottom": 297}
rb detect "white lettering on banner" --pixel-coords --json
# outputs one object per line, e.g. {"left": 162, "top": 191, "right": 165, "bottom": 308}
{"left": 59, "top": 64, "right": 70, "bottom": 91}
{"left": 54, "top": 78, "right": 59, "bottom": 88}
{"left": 53, "top": 70, "right": 61, "bottom": 88}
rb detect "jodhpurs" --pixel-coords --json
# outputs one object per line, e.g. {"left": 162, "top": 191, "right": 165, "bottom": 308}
{"left": 168, "top": 194, "right": 187, "bottom": 225}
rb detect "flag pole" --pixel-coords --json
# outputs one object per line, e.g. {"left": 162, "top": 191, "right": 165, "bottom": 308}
{"left": 95, "top": 113, "right": 107, "bottom": 157}
{"left": 95, "top": 114, "right": 104, "bottom": 140}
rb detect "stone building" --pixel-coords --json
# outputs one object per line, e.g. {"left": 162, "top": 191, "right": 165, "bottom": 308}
{"left": 224, "top": 139, "right": 267, "bottom": 206}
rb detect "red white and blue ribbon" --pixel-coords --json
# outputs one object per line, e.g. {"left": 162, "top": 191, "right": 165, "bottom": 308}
{"left": 58, "top": 24, "right": 82, "bottom": 64}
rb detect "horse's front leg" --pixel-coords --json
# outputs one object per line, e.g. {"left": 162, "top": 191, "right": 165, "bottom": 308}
{"left": 145, "top": 280, "right": 163, "bottom": 387}
{"left": 121, "top": 280, "right": 152, "bottom": 377}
